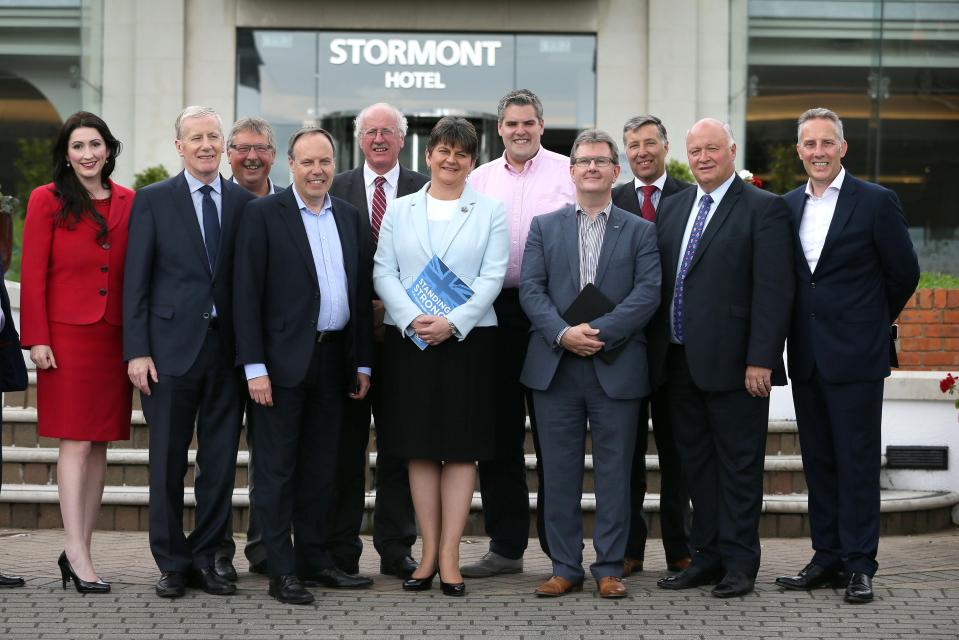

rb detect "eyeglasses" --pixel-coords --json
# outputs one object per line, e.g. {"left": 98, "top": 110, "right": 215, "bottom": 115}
{"left": 361, "top": 128, "right": 397, "bottom": 138}
{"left": 572, "top": 156, "right": 615, "bottom": 168}
{"left": 230, "top": 144, "right": 273, "bottom": 155}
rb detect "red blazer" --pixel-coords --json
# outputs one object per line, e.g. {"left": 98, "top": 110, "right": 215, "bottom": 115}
{"left": 20, "top": 181, "right": 134, "bottom": 347}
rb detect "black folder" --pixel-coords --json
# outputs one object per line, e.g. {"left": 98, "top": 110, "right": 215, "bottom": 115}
{"left": 561, "top": 283, "right": 624, "bottom": 364}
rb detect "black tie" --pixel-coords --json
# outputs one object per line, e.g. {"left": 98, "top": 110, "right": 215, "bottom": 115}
{"left": 198, "top": 184, "right": 220, "bottom": 269}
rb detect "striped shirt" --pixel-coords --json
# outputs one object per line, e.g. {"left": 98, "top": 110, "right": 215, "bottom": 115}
{"left": 577, "top": 203, "right": 611, "bottom": 290}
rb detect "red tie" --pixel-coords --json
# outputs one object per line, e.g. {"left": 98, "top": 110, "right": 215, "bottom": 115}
{"left": 371, "top": 176, "right": 387, "bottom": 244}
{"left": 640, "top": 185, "right": 657, "bottom": 222}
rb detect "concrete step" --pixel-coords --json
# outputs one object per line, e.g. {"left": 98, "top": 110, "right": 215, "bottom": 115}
{"left": 0, "top": 446, "right": 817, "bottom": 495}
{"left": 2, "top": 405, "right": 802, "bottom": 456}
{"left": 1, "top": 482, "right": 955, "bottom": 538}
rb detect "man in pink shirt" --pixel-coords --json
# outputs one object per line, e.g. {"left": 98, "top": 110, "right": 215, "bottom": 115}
{"left": 461, "top": 89, "right": 576, "bottom": 577}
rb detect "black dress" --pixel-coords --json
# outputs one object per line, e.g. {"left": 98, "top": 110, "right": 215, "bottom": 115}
{"left": 377, "top": 325, "right": 497, "bottom": 461}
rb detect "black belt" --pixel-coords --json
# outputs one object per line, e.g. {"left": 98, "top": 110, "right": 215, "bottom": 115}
{"left": 316, "top": 330, "right": 344, "bottom": 343}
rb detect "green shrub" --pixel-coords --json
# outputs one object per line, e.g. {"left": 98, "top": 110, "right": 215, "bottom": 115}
{"left": 918, "top": 272, "right": 959, "bottom": 289}
{"left": 14, "top": 138, "right": 54, "bottom": 213}
{"left": 132, "top": 165, "right": 170, "bottom": 190}
{"left": 666, "top": 159, "right": 694, "bottom": 184}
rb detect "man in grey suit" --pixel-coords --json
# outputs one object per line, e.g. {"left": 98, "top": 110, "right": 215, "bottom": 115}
{"left": 326, "top": 103, "right": 428, "bottom": 580}
{"left": 519, "top": 129, "right": 661, "bottom": 599}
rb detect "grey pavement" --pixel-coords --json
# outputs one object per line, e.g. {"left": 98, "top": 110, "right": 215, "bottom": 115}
{"left": 1, "top": 528, "right": 958, "bottom": 639}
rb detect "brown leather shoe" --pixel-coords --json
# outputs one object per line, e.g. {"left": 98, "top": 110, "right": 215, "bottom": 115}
{"left": 667, "top": 556, "right": 692, "bottom": 572}
{"left": 623, "top": 556, "right": 644, "bottom": 577}
{"left": 598, "top": 576, "right": 628, "bottom": 598}
{"left": 534, "top": 575, "right": 583, "bottom": 597}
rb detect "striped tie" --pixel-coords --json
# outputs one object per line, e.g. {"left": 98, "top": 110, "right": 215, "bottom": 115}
{"left": 371, "top": 176, "right": 387, "bottom": 244}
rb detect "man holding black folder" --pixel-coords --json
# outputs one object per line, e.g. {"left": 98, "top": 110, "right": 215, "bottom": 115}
{"left": 519, "top": 129, "right": 661, "bottom": 599}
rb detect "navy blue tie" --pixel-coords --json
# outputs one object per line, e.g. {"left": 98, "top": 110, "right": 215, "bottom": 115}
{"left": 198, "top": 184, "right": 220, "bottom": 269}
{"left": 672, "top": 193, "right": 712, "bottom": 343}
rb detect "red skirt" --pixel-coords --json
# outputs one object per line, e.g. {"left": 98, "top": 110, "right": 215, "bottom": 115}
{"left": 36, "top": 320, "right": 132, "bottom": 442}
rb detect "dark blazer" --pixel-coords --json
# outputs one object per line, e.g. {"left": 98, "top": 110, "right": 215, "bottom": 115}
{"left": 233, "top": 188, "right": 374, "bottom": 388}
{"left": 0, "top": 278, "right": 27, "bottom": 392}
{"left": 122, "top": 172, "right": 255, "bottom": 376}
{"left": 647, "top": 175, "right": 795, "bottom": 392}
{"left": 611, "top": 175, "right": 693, "bottom": 216}
{"left": 227, "top": 177, "right": 285, "bottom": 196}
{"left": 329, "top": 165, "right": 429, "bottom": 221}
{"left": 519, "top": 204, "right": 661, "bottom": 400}
{"left": 783, "top": 172, "right": 919, "bottom": 383}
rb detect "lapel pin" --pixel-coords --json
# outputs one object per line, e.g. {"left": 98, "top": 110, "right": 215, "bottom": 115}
{"left": 460, "top": 206, "right": 468, "bottom": 213}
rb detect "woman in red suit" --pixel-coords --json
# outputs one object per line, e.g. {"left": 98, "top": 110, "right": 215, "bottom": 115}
{"left": 20, "top": 112, "right": 133, "bottom": 594}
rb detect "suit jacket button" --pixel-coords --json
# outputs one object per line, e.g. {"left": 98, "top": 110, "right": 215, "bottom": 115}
{"left": 100, "top": 265, "right": 109, "bottom": 272}
{"left": 810, "top": 312, "right": 816, "bottom": 319}
{"left": 202, "top": 312, "right": 211, "bottom": 319}
{"left": 810, "top": 282, "right": 816, "bottom": 288}
{"left": 98, "top": 288, "right": 107, "bottom": 296}
{"left": 101, "top": 242, "right": 111, "bottom": 250}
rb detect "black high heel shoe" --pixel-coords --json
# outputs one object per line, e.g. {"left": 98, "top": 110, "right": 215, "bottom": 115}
{"left": 402, "top": 570, "right": 437, "bottom": 592}
{"left": 58, "top": 552, "right": 110, "bottom": 594}
{"left": 440, "top": 576, "right": 466, "bottom": 597}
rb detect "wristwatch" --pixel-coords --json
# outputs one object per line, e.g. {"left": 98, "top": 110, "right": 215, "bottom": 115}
{"left": 446, "top": 318, "right": 458, "bottom": 336}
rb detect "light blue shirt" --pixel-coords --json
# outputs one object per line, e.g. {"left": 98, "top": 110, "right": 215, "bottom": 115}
{"left": 670, "top": 171, "right": 737, "bottom": 342}
{"left": 244, "top": 187, "right": 370, "bottom": 381}
{"left": 184, "top": 171, "right": 221, "bottom": 317}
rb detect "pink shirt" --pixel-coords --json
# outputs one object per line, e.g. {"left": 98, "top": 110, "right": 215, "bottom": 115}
{"left": 470, "top": 146, "right": 576, "bottom": 288}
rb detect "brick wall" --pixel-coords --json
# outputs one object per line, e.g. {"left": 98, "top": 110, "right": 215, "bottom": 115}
{"left": 896, "top": 289, "right": 959, "bottom": 370}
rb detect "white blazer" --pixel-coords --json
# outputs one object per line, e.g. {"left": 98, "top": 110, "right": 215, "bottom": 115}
{"left": 373, "top": 182, "right": 508, "bottom": 338}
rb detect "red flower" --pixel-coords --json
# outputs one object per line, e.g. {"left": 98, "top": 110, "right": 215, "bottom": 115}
{"left": 751, "top": 177, "right": 764, "bottom": 189}
{"left": 941, "top": 373, "right": 957, "bottom": 394}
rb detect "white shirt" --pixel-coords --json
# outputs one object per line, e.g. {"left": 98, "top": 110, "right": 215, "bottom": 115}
{"left": 633, "top": 172, "right": 668, "bottom": 212}
{"left": 799, "top": 167, "right": 846, "bottom": 273}
{"left": 363, "top": 162, "right": 401, "bottom": 222}
{"left": 671, "top": 171, "right": 737, "bottom": 342}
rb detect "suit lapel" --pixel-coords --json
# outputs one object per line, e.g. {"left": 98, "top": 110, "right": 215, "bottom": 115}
{"left": 397, "top": 167, "right": 419, "bottom": 198}
{"left": 214, "top": 175, "right": 234, "bottom": 280}
{"left": 785, "top": 188, "right": 812, "bottom": 278}
{"left": 408, "top": 189, "right": 432, "bottom": 257}
{"left": 349, "top": 167, "right": 370, "bottom": 220}
{"left": 174, "top": 172, "right": 212, "bottom": 276}
{"left": 279, "top": 189, "right": 320, "bottom": 287}
{"left": 331, "top": 200, "right": 357, "bottom": 298}
{"left": 563, "top": 206, "right": 580, "bottom": 287}
{"left": 593, "top": 207, "right": 625, "bottom": 287}
{"left": 106, "top": 180, "right": 127, "bottom": 231}
{"left": 815, "top": 174, "right": 858, "bottom": 273}
{"left": 687, "top": 177, "right": 742, "bottom": 274}
{"left": 660, "top": 188, "right": 696, "bottom": 285}
{"left": 434, "top": 185, "right": 476, "bottom": 260}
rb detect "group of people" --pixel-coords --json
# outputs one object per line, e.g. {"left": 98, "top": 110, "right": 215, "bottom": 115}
{"left": 0, "top": 87, "right": 919, "bottom": 607}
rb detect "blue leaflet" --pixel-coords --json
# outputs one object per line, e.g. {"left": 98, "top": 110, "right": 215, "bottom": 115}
{"left": 406, "top": 255, "right": 474, "bottom": 350}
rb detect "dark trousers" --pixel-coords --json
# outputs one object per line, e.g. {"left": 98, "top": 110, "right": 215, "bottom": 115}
{"left": 324, "top": 340, "right": 416, "bottom": 571}
{"left": 215, "top": 410, "right": 266, "bottom": 568}
{"left": 666, "top": 345, "right": 768, "bottom": 577}
{"left": 792, "top": 371, "right": 883, "bottom": 577}
{"left": 476, "top": 288, "right": 548, "bottom": 559}
{"left": 533, "top": 354, "right": 638, "bottom": 582}
{"left": 626, "top": 386, "right": 692, "bottom": 563}
{"left": 250, "top": 337, "right": 346, "bottom": 578}
{"left": 144, "top": 330, "right": 244, "bottom": 572}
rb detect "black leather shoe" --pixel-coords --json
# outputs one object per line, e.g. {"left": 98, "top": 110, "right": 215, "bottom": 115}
{"left": 188, "top": 566, "right": 237, "bottom": 595}
{"left": 402, "top": 570, "right": 436, "bottom": 592}
{"left": 300, "top": 566, "right": 373, "bottom": 589}
{"left": 0, "top": 572, "right": 25, "bottom": 588}
{"left": 440, "top": 578, "right": 466, "bottom": 597}
{"left": 268, "top": 575, "right": 315, "bottom": 605}
{"left": 248, "top": 560, "right": 268, "bottom": 575}
{"left": 214, "top": 556, "right": 238, "bottom": 582}
{"left": 712, "top": 571, "right": 755, "bottom": 598}
{"left": 775, "top": 562, "right": 843, "bottom": 590}
{"left": 844, "top": 572, "right": 874, "bottom": 603}
{"left": 657, "top": 565, "right": 722, "bottom": 590}
{"left": 156, "top": 571, "right": 187, "bottom": 598}
{"left": 381, "top": 555, "right": 419, "bottom": 579}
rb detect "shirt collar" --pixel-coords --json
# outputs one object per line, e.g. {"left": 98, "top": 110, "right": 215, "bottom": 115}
{"left": 695, "top": 171, "right": 736, "bottom": 208}
{"left": 292, "top": 185, "right": 332, "bottom": 216}
{"left": 364, "top": 162, "right": 401, "bottom": 189}
{"left": 185, "top": 171, "right": 221, "bottom": 194}
{"left": 575, "top": 200, "right": 613, "bottom": 218}
{"left": 804, "top": 166, "right": 846, "bottom": 199}
{"left": 634, "top": 172, "right": 668, "bottom": 192}
{"left": 231, "top": 175, "right": 274, "bottom": 194}
{"left": 500, "top": 145, "right": 545, "bottom": 175}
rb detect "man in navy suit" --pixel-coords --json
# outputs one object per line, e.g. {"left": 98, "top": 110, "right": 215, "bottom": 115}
{"left": 650, "top": 119, "right": 794, "bottom": 598}
{"left": 124, "top": 106, "right": 255, "bottom": 598}
{"left": 775, "top": 108, "right": 919, "bottom": 604}
{"left": 215, "top": 116, "right": 285, "bottom": 581}
{"left": 234, "top": 126, "right": 374, "bottom": 604}
{"left": 611, "top": 115, "right": 693, "bottom": 577}
{"left": 520, "top": 129, "right": 661, "bottom": 599}
{"left": 326, "top": 103, "right": 428, "bottom": 580}
{"left": 0, "top": 276, "right": 27, "bottom": 587}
